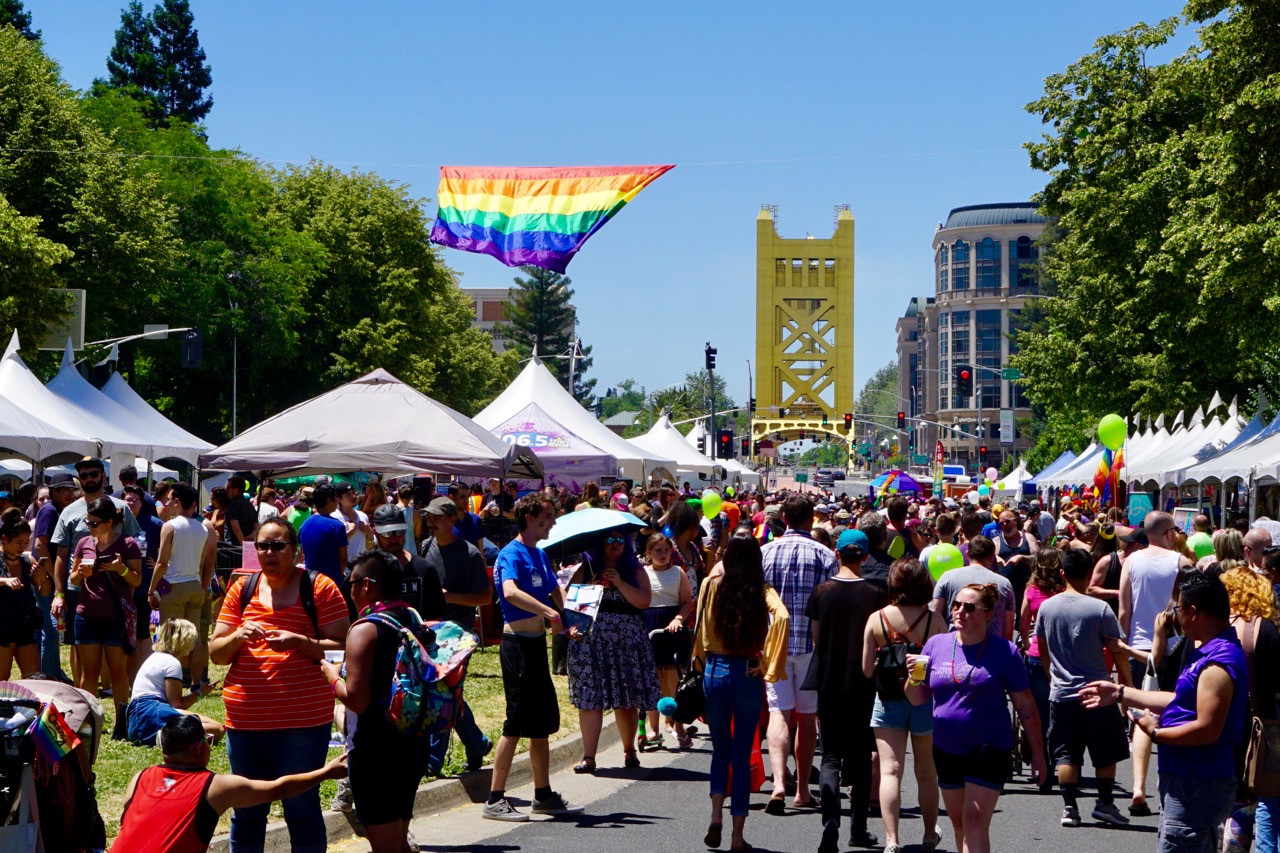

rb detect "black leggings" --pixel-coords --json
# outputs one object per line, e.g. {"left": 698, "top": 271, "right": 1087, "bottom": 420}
{"left": 817, "top": 689, "right": 876, "bottom": 831}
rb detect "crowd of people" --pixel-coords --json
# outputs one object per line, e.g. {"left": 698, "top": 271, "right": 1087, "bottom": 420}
{"left": 2, "top": 464, "right": 1279, "bottom": 853}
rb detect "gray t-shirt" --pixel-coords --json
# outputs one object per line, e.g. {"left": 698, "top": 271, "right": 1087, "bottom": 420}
{"left": 1034, "top": 591, "right": 1122, "bottom": 702}
{"left": 418, "top": 537, "right": 489, "bottom": 632}
{"left": 932, "top": 566, "right": 1014, "bottom": 637}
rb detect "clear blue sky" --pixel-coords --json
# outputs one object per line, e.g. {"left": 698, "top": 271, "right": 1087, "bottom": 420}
{"left": 33, "top": 1, "right": 1194, "bottom": 406}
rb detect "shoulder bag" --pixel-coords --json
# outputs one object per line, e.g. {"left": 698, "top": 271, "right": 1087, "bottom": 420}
{"left": 671, "top": 585, "right": 710, "bottom": 725}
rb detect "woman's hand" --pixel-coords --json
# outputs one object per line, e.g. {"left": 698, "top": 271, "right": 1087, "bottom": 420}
{"left": 237, "top": 620, "right": 268, "bottom": 643}
{"left": 319, "top": 660, "right": 341, "bottom": 684}
{"left": 264, "top": 629, "right": 307, "bottom": 651}
{"left": 1080, "top": 679, "right": 1120, "bottom": 709}
{"left": 664, "top": 615, "right": 685, "bottom": 633}
{"left": 1, "top": 576, "right": 21, "bottom": 590}
{"left": 602, "top": 566, "right": 620, "bottom": 587}
{"left": 103, "top": 555, "right": 127, "bottom": 574}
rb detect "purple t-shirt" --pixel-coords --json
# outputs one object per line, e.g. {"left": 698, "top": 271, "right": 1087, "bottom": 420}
{"left": 73, "top": 535, "right": 141, "bottom": 619}
{"left": 1158, "top": 628, "right": 1249, "bottom": 780}
{"left": 33, "top": 502, "right": 59, "bottom": 549}
{"left": 922, "top": 631, "right": 1028, "bottom": 754}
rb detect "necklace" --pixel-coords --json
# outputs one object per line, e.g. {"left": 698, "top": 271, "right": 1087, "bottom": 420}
{"left": 950, "top": 632, "right": 988, "bottom": 684}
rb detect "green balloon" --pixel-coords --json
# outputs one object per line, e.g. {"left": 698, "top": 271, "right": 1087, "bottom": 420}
{"left": 928, "top": 543, "right": 965, "bottom": 581}
{"left": 1098, "top": 413, "right": 1126, "bottom": 451}
{"left": 701, "top": 489, "right": 723, "bottom": 520}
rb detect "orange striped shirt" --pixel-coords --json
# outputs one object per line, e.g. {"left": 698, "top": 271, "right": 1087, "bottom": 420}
{"left": 217, "top": 573, "right": 349, "bottom": 731}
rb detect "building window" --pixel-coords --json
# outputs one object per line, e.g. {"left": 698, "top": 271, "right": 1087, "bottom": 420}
{"left": 951, "top": 310, "right": 969, "bottom": 408}
{"left": 976, "top": 309, "right": 1002, "bottom": 409}
{"left": 1008, "top": 309, "right": 1032, "bottom": 408}
{"left": 937, "top": 245, "right": 949, "bottom": 292}
{"left": 1010, "top": 236, "right": 1037, "bottom": 288}
{"left": 951, "top": 240, "right": 969, "bottom": 290}
{"left": 976, "top": 237, "right": 1000, "bottom": 290}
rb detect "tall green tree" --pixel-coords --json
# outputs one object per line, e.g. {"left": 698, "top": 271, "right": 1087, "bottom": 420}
{"left": 496, "top": 265, "right": 595, "bottom": 398}
{"left": 102, "top": 2, "right": 162, "bottom": 120}
{"left": 152, "top": 0, "right": 211, "bottom": 124}
{"left": 854, "top": 361, "right": 900, "bottom": 445}
{"left": 0, "top": 0, "right": 38, "bottom": 40}
{"left": 1013, "top": 3, "right": 1280, "bottom": 458}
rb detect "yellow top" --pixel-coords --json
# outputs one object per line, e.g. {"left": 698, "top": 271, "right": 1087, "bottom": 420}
{"left": 692, "top": 577, "right": 790, "bottom": 683}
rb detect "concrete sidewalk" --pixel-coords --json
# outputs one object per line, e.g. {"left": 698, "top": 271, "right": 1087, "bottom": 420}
{"left": 208, "top": 717, "right": 621, "bottom": 852}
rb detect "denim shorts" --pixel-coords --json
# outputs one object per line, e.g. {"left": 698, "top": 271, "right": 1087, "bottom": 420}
{"left": 126, "top": 696, "right": 185, "bottom": 745}
{"left": 870, "top": 695, "right": 934, "bottom": 736}
{"left": 73, "top": 612, "right": 124, "bottom": 647}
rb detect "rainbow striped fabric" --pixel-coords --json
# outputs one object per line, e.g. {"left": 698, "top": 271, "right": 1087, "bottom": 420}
{"left": 429, "top": 165, "right": 673, "bottom": 272}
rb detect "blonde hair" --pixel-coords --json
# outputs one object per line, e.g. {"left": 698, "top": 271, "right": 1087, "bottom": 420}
{"left": 1215, "top": 529, "right": 1246, "bottom": 562}
{"left": 154, "top": 618, "right": 198, "bottom": 659}
{"left": 1222, "top": 567, "right": 1275, "bottom": 621}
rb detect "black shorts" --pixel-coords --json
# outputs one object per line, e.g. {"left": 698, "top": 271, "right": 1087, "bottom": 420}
{"left": 350, "top": 721, "right": 431, "bottom": 826}
{"left": 1128, "top": 657, "right": 1148, "bottom": 685}
{"left": 500, "top": 633, "right": 560, "bottom": 739}
{"left": 1049, "top": 700, "right": 1130, "bottom": 769}
{"left": 133, "top": 592, "right": 153, "bottom": 641}
{"left": 61, "top": 590, "right": 79, "bottom": 646}
{"left": 0, "top": 612, "right": 40, "bottom": 648}
{"left": 934, "top": 743, "right": 1010, "bottom": 791}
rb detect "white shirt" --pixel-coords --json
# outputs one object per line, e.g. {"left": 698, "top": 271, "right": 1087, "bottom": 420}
{"left": 131, "top": 652, "right": 182, "bottom": 702}
{"left": 332, "top": 509, "right": 369, "bottom": 559}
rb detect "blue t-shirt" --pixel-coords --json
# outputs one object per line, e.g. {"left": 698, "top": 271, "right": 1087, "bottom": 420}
{"left": 298, "top": 513, "right": 348, "bottom": 584}
{"left": 923, "top": 631, "right": 1028, "bottom": 755}
{"left": 1159, "top": 628, "right": 1249, "bottom": 780}
{"left": 495, "top": 540, "right": 556, "bottom": 624}
{"left": 981, "top": 520, "right": 1001, "bottom": 540}
{"left": 453, "top": 512, "right": 485, "bottom": 549}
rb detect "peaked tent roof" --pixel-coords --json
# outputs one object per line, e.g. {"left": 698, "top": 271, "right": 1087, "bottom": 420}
{"left": 486, "top": 402, "right": 616, "bottom": 487}
{"left": 1022, "top": 449, "right": 1077, "bottom": 492}
{"left": 1034, "top": 442, "right": 1104, "bottom": 489}
{"left": 629, "top": 415, "right": 723, "bottom": 478}
{"left": 685, "top": 421, "right": 762, "bottom": 486}
{"left": 101, "top": 371, "right": 214, "bottom": 455}
{"left": 473, "top": 358, "right": 675, "bottom": 480}
{"left": 200, "top": 368, "right": 543, "bottom": 479}
{"left": 0, "top": 393, "right": 97, "bottom": 463}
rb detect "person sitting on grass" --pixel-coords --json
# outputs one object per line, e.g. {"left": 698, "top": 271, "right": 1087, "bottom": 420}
{"left": 126, "top": 617, "right": 223, "bottom": 746}
{"left": 112, "top": 715, "right": 348, "bottom": 853}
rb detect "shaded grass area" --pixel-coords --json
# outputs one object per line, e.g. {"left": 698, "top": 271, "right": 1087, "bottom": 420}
{"left": 86, "top": 643, "right": 578, "bottom": 842}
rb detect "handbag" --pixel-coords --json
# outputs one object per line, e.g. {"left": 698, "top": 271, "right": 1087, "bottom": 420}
{"left": 1241, "top": 618, "right": 1280, "bottom": 797}
{"left": 671, "top": 586, "right": 710, "bottom": 725}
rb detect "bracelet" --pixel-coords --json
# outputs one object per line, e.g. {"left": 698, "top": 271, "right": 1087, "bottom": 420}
{"left": 192, "top": 687, "right": 201, "bottom": 700}
{"left": 53, "top": 592, "right": 65, "bottom": 599}
{"left": 1118, "top": 684, "right": 1126, "bottom": 704}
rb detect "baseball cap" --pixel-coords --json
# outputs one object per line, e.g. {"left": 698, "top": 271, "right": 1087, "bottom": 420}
{"left": 372, "top": 503, "right": 408, "bottom": 533}
{"left": 298, "top": 486, "right": 314, "bottom": 499}
{"left": 1119, "top": 526, "right": 1149, "bottom": 546}
{"left": 837, "top": 528, "right": 870, "bottom": 555}
{"left": 75, "top": 456, "right": 105, "bottom": 473}
{"left": 424, "top": 496, "right": 458, "bottom": 517}
{"left": 333, "top": 482, "right": 354, "bottom": 496}
{"left": 613, "top": 493, "right": 630, "bottom": 507}
{"left": 815, "top": 504, "right": 830, "bottom": 514}
{"left": 763, "top": 504, "right": 781, "bottom": 516}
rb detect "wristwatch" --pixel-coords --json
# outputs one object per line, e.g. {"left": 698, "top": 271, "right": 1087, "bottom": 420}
{"left": 1150, "top": 725, "right": 1160, "bottom": 744}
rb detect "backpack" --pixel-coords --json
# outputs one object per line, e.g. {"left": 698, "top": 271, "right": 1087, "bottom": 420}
{"left": 356, "top": 610, "right": 476, "bottom": 737}
{"left": 238, "top": 570, "right": 320, "bottom": 636}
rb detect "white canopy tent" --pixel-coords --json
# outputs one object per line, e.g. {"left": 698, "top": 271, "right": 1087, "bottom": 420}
{"left": 485, "top": 401, "right": 617, "bottom": 489}
{"left": 684, "top": 421, "right": 763, "bottom": 487}
{"left": 474, "top": 359, "right": 675, "bottom": 482}
{"left": 629, "top": 415, "right": 723, "bottom": 481}
{"left": 0, "top": 393, "right": 97, "bottom": 463}
{"left": 1034, "top": 442, "right": 1105, "bottom": 489}
{"left": 1180, "top": 412, "right": 1280, "bottom": 485}
{"left": 101, "top": 371, "right": 214, "bottom": 459}
{"left": 200, "top": 368, "right": 543, "bottom": 479}
{"left": 993, "top": 460, "right": 1031, "bottom": 496}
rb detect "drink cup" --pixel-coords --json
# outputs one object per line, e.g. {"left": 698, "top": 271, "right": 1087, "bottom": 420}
{"left": 909, "top": 654, "right": 930, "bottom": 684}
{"left": 324, "top": 650, "right": 345, "bottom": 664}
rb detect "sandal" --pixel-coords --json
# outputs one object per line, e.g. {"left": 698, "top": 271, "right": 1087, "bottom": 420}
{"left": 765, "top": 795, "right": 787, "bottom": 816}
{"left": 624, "top": 750, "right": 641, "bottom": 769}
{"left": 1129, "top": 801, "right": 1154, "bottom": 816}
{"left": 678, "top": 734, "right": 694, "bottom": 750}
{"left": 704, "top": 821, "right": 722, "bottom": 849}
{"left": 573, "top": 757, "right": 596, "bottom": 774}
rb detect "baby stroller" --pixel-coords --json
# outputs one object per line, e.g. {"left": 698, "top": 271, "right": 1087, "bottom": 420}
{"left": 0, "top": 679, "right": 105, "bottom": 853}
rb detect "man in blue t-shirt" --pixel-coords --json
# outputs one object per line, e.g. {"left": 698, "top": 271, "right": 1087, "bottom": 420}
{"left": 483, "top": 495, "right": 582, "bottom": 823}
{"left": 298, "top": 484, "right": 348, "bottom": 584}
{"left": 448, "top": 482, "right": 485, "bottom": 551}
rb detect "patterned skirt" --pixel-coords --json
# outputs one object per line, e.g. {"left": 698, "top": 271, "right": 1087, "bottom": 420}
{"left": 568, "top": 611, "right": 662, "bottom": 711}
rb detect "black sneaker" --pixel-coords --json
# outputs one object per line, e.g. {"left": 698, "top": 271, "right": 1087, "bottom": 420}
{"left": 849, "top": 828, "right": 879, "bottom": 848}
{"left": 1061, "top": 805, "right": 1081, "bottom": 827}
{"left": 531, "top": 791, "right": 584, "bottom": 816}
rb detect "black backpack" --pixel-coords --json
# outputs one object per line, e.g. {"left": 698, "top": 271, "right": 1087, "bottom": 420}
{"left": 237, "top": 570, "right": 321, "bottom": 636}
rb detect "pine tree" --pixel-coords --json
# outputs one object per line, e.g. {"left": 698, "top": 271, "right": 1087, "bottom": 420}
{"left": 153, "top": 0, "right": 212, "bottom": 124}
{"left": 498, "top": 266, "right": 576, "bottom": 370}
{"left": 0, "top": 0, "right": 38, "bottom": 40}
{"left": 102, "top": 1, "right": 162, "bottom": 120}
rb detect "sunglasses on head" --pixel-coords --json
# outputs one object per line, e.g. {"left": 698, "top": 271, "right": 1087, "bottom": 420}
{"left": 951, "top": 601, "right": 987, "bottom": 614}
{"left": 253, "top": 541, "right": 290, "bottom": 552}
{"left": 603, "top": 535, "right": 626, "bottom": 544}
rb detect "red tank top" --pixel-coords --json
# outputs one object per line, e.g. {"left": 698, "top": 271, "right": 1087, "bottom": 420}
{"left": 114, "top": 765, "right": 218, "bottom": 853}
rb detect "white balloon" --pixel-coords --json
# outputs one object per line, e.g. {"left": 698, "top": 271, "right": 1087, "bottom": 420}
{"left": 964, "top": 490, "right": 979, "bottom": 504}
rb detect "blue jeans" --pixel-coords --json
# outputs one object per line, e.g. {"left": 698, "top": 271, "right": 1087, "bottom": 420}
{"left": 35, "top": 591, "right": 65, "bottom": 681}
{"left": 226, "top": 724, "right": 331, "bottom": 853}
{"left": 1256, "top": 797, "right": 1280, "bottom": 853}
{"left": 1026, "top": 655, "right": 1051, "bottom": 747}
{"left": 703, "top": 654, "right": 764, "bottom": 817}
{"left": 427, "top": 690, "right": 490, "bottom": 774}
{"left": 1158, "top": 774, "right": 1237, "bottom": 853}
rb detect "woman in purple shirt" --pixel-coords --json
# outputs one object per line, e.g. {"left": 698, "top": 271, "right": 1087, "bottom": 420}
{"left": 906, "top": 583, "right": 1046, "bottom": 853}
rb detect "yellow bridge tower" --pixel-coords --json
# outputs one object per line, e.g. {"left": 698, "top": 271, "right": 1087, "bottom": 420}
{"left": 752, "top": 205, "right": 856, "bottom": 453}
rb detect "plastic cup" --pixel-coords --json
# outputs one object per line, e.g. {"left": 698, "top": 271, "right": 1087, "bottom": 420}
{"left": 324, "top": 650, "right": 345, "bottom": 664}
{"left": 909, "top": 655, "right": 930, "bottom": 684}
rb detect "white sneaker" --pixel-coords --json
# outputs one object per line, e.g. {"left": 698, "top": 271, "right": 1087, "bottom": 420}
{"left": 482, "top": 798, "right": 529, "bottom": 822}
{"left": 1061, "top": 805, "right": 1081, "bottom": 827}
{"left": 329, "top": 778, "right": 354, "bottom": 813}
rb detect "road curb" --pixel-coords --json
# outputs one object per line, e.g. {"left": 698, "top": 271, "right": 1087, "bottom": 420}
{"left": 208, "top": 715, "right": 620, "bottom": 852}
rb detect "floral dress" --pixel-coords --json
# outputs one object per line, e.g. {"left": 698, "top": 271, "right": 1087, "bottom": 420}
{"left": 568, "top": 582, "right": 661, "bottom": 711}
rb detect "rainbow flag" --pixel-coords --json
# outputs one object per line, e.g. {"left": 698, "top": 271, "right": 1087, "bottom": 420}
{"left": 28, "top": 700, "right": 79, "bottom": 764}
{"left": 429, "top": 165, "right": 674, "bottom": 272}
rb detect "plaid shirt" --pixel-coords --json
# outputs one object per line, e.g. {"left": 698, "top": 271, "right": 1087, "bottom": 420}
{"left": 761, "top": 529, "right": 837, "bottom": 656}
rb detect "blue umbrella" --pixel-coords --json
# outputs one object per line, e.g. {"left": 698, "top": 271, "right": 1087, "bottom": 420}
{"left": 541, "top": 508, "right": 646, "bottom": 559}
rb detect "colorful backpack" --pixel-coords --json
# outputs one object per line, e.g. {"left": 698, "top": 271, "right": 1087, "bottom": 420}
{"left": 357, "top": 610, "right": 477, "bottom": 737}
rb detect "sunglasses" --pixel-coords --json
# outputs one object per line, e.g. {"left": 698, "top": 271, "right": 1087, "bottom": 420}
{"left": 604, "top": 536, "right": 626, "bottom": 545}
{"left": 349, "top": 575, "right": 374, "bottom": 586}
{"left": 85, "top": 519, "right": 111, "bottom": 529}
{"left": 951, "top": 601, "right": 988, "bottom": 614}
{"left": 253, "top": 541, "right": 290, "bottom": 552}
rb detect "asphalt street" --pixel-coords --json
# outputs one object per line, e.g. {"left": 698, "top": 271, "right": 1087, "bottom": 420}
{"left": 332, "top": 726, "right": 1164, "bottom": 853}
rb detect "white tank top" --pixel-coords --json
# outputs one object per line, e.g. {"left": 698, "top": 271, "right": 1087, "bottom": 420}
{"left": 1128, "top": 548, "right": 1182, "bottom": 650}
{"left": 644, "top": 564, "right": 685, "bottom": 608}
{"left": 165, "top": 515, "right": 208, "bottom": 584}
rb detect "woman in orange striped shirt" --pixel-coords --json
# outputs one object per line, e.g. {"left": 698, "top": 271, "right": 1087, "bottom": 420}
{"left": 210, "top": 517, "right": 350, "bottom": 852}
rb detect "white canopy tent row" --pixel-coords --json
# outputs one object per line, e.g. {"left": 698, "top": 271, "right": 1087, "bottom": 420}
{"left": 484, "top": 401, "right": 617, "bottom": 491}
{"left": 630, "top": 414, "right": 725, "bottom": 483}
{"left": 0, "top": 332, "right": 210, "bottom": 473}
{"left": 474, "top": 358, "right": 676, "bottom": 483}
{"left": 199, "top": 368, "right": 543, "bottom": 481}
{"left": 684, "top": 420, "right": 763, "bottom": 488}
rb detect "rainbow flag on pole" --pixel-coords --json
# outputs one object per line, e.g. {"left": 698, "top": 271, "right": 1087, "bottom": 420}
{"left": 429, "top": 165, "right": 674, "bottom": 272}
{"left": 27, "top": 700, "right": 79, "bottom": 764}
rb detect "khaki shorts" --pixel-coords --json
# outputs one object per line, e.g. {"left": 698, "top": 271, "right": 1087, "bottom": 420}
{"left": 158, "top": 579, "right": 205, "bottom": 632}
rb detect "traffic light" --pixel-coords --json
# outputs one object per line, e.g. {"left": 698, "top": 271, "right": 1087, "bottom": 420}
{"left": 740, "top": 438, "right": 749, "bottom": 457}
{"left": 717, "top": 429, "right": 733, "bottom": 459}
{"left": 180, "top": 328, "right": 202, "bottom": 369}
{"left": 955, "top": 364, "right": 972, "bottom": 398}
{"left": 843, "top": 412, "right": 853, "bottom": 430}
{"left": 749, "top": 397, "right": 756, "bottom": 414}
{"left": 704, "top": 342, "right": 717, "bottom": 371}
{"left": 907, "top": 430, "right": 915, "bottom": 451}
{"left": 897, "top": 411, "right": 906, "bottom": 430}
{"left": 753, "top": 440, "right": 761, "bottom": 455}
{"left": 822, "top": 411, "right": 829, "bottom": 426}
{"left": 697, "top": 435, "right": 706, "bottom": 454}
{"left": 979, "top": 445, "right": 989, "bottom": 466}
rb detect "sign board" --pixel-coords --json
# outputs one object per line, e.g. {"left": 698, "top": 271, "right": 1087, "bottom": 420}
{"left": 1000, "top": 409, "right": 1014, "bottom": 445}
{"left": 1171, "top": 506, "right": 1198, "bottom": 534}
{"left": 39, "top": 289, "right": 86, "bottom": 350}
{"left": 856, "top": 443, "right": 872, "bottom": 454}
{"left": 1127, "top": 493, "right": 1154, "bottom": 527}
{"left": 912, "top": 454, "right": 928, "bottom": 465}
{"left": 795, "top": 473, "right": 808, "bottom": 483}
{"left": 1001, "top": 367, "right": 1022, "bottom": 381}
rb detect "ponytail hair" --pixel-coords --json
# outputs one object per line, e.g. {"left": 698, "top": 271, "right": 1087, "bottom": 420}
{"left": 0, "top": 507, "right": 31, "bottom": 541}
{"left": 962, "top": 582, "right": 1000, "bottom": 612}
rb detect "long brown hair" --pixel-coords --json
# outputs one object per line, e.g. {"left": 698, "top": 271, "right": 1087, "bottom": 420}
{"left": 713, "top": 537, "right": 768, "bottom": 653}
{"left": 1029, "top": 548, "right": 1066, "bottom": 595}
